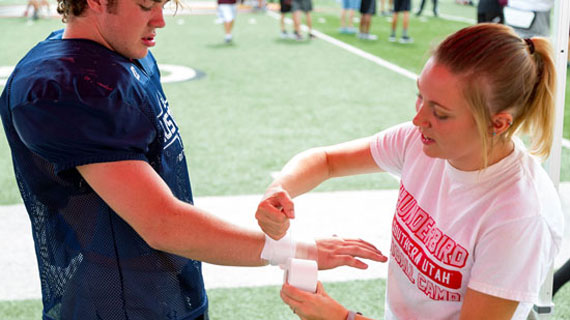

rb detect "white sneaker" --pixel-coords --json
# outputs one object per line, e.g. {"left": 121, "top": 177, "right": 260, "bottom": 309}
{"left": 388, "top": 35, "right": 396, "bottom": 42}
{"left": 365, "top": 34, "right": 378, "bottom": 40}
{"left": 399, "top": 36, "right": 413, "bottom": 44}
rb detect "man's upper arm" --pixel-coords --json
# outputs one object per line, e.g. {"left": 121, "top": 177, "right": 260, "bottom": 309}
{"left": 77, "top": 160, "right": 177, "bottom": 247}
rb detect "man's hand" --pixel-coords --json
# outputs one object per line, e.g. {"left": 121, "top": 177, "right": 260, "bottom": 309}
{"left": 316, "top": 236, "right": 388, "bottom": 270}
{"left": 255, "top": 187, "right": 295, "bottom": 240}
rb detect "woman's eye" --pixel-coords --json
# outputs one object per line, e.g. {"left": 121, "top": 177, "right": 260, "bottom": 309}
{"left": 433, "top": 110, "right": 448, "bottom": 120}
{"left": 139, "top": 4, "right": 152, "bottom": 11}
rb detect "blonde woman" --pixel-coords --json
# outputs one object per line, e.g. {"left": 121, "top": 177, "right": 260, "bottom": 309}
{"left": 256, "top": 23, "right": 564, "bottom": 319}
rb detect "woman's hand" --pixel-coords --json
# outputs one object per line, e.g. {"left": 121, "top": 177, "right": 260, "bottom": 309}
{"left": 281, "top": 282, "right": 348, "bottom": 320}
{"left": 255, "top": 186, "right": 295, "bottom": 240}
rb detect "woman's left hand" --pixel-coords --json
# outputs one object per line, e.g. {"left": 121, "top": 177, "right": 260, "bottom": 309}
{"left": 280, "top": 282, "right": 348, "bottom": 320}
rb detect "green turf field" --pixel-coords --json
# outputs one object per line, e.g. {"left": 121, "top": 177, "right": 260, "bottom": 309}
{"left": 1, "top": 1, "right": 570, "bottom": 318}
{"left": 3, "top": 278, "right": 570, "bottom": 319}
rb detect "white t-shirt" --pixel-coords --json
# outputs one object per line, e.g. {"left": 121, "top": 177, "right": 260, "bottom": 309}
{"left": 370, "top": 122, "right": 564, "bottom": 320}
{"left": 508, "top": 0, "right": 553, "bottom": 12}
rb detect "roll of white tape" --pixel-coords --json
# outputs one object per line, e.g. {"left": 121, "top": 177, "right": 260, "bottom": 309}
{"left": 284, "top": 258, "right": 318, "bottom": 293}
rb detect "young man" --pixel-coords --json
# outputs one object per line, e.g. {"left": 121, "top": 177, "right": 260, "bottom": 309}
{"left": 291, "top": 0, "right": 313, "bottom": 40}
{"left": 0, "top": 0, "right": 387, "bottom": 318}
{"left": 389, "top": 0, "right": 413, "bottom": 43}
{"left": 357, "top": 0, "right": 377, "bottom": 40}
{"left": 279, "top": 0, "right": 293, "bottom": 38}
{"left": 339, "top": 0, "right": 359, "bottom": 34}
{"left": 217, "top": 0, "right": 238, "bottom": 43}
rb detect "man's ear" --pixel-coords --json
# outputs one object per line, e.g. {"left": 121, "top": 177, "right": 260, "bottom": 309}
{"left": 86, "top": 0, "right": 107, "bottom": 13}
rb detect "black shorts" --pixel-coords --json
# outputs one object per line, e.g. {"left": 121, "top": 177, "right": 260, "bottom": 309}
{"left": 393, "top": 0, "right": 410, "bottom": 12}
{"left": 360, "top": 0, "right": 376, "bottom": 15}
{"left": 477, "top": 12, "right": 504, "bottom": 23}
{"left": 280, "top": 0, "right": 292, "bottom": 12}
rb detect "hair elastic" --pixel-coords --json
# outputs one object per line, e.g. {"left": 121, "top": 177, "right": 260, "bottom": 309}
{"left": 524, "top": 38, "right": 535, "bottom": 54}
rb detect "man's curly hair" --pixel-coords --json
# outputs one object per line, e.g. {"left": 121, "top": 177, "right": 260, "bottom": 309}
{"left": 56, "top": 0, "right": 116, "bottom": 22}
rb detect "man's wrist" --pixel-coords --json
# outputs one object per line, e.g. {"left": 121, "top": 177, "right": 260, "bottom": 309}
{"left": 260, "top": 233, "right": 317, "bottom": 266}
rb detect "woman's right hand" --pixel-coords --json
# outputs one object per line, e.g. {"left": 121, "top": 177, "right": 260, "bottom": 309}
{"left": 280, "top": 282, "right": 348, "bottom": 320}
{"left": 255, "top": 186, "right": 295, "bottom": 240}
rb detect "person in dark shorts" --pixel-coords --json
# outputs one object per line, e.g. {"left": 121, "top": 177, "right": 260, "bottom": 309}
{"left": 280, "top": 0, "right": 293, "bottom": 38}
{"left": 292, "top": 0, "right": 313, "bottom": 40}
{"left": 390, "top": 0, "right": 413, "bottom": 43}
{"left": 416, "top": 0, "right": 438, "bottom": 17}
{"left": 477, "top": 0, "right": 505, "bottom": 24}
{"left": 358, "top": 0, "right": 377, "bottom": 40}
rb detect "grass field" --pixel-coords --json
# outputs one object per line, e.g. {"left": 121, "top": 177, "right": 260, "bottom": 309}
{"left": 1, "top": 0, "right": 570, "bottom": 318}
{"left": 4, "top": 279, "right": 570, "bottom": 319}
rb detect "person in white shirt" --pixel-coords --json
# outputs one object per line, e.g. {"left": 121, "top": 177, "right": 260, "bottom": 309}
{"left": 255, "top": 23, "right": 564, "bottom": 320}
{"left": 505, "top": 0, "right": 554, "bottom": 38}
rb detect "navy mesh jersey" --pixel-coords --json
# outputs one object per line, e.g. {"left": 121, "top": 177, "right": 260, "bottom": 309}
{"left": 0, "top": 30, "right": 207, "bottom": 320}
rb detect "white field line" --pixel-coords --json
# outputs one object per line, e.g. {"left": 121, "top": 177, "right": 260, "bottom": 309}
{"left": 266, "top": 10, "right": 570, "bottom": 152}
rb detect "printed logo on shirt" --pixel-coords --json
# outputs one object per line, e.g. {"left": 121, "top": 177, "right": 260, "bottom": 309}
{"left": 390, "top": 184, "right": 469, "bottom": 302}
{"left": 156, "top": 93, "right": 182, "bottom": 150}
{"left": 130, "top": 65, "right": 141, "bottom": 81}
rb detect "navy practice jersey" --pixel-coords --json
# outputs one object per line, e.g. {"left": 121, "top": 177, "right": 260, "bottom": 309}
{"left": 0, "top": 30, "right": 207, "bottom": 320}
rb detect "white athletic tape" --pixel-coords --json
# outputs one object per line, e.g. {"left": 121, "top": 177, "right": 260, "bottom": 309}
{"left": 284, "top": 258, "right": 318, "bottom": 293}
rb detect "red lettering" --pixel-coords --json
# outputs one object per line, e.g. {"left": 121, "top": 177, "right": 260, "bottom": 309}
{"left": 394, "top": 185, "right": 469, "bottom": 269}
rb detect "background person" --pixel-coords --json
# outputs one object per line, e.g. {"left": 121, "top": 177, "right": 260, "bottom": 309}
{"left": 389, "top": 0, "right": 412, "bottom": 43}
{"left": 291, "top": 0, "right": 314, "bottom": 40}
{"left": 357, "top": 0, "right": 377, "bottom": 40}
{"left": 256, "top": 23, "right": 563, "bottom": 319}
{"left": 415, "top": 0, "right": 438, "bottom": 17}
{"left": 217, "top": 0, "right": 238, "bottom": 43}
{"left": 505, "top": 0, "right": 553, "bottom": 38}
{"left": 339, "top": 0, "right": 360, "bottom": 34}
{"left": 477, "top": 0, "right": 506, "bottom": 24}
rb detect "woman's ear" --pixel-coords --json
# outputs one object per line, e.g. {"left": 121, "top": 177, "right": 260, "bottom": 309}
{"left": 490, "top": 112, "right": 513, "bottom": 136}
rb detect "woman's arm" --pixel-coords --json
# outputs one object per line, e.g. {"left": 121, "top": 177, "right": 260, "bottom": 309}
{"left": 256, "top": 137, "right": 382, "bottom": 239}
{"left": 459, "top": 288, "right": 518, "bottom": 320}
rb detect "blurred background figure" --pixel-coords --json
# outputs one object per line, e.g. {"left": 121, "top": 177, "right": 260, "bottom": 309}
{"left": 477, "top": 0, "right": 506, "bottom": 23}
{"left": 415, "top": 0, "right": 438, "bottom": 17}
{"left": 504, "top": 0, "right": 553, "bottom": 38}
{"left": 339, "top": 0, "right": 360, "bottom": 34}
{"left": 292, "top": 0, "right": 314, "bottom": 40}
{"left": 380, "top": 0, "right": 393, "bottom": 16}
{"left": 357, "top": 0, "right": 378, "bottom": 40}
{"left": 217, "top": 0, "right": 238, "bottom": 43}
{"left": 23, "top": 0, "right": 50, "bottom": 20}
{"left": 279, "top": 0, "right": 293, "bottom": 38}
{"left": 389, "top": 0, "right": 412, "bottom": 43}
{"left": 455, "top": 0, "right": 474, "bottom": 5}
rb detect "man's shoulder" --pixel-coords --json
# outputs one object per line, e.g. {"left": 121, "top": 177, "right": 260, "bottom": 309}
{"left": 10, "top": 41, "right": 147, "bottom": 105}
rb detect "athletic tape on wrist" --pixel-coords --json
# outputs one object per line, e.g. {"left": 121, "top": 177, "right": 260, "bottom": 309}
{"left": 260, "top": 231, "right": 317, "bottom": 266}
